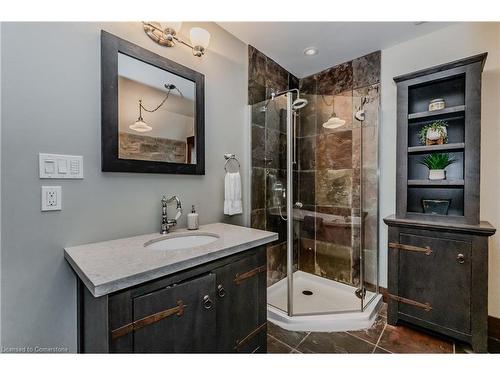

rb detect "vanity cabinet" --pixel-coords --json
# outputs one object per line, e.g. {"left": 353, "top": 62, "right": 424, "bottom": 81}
{"left": 78, "top": 246, "right": 267, "bottom": 353}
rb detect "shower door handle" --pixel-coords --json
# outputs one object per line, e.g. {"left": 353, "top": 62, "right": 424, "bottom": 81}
{"left": 292, "top": 111, "right": 297, "bottom": 164}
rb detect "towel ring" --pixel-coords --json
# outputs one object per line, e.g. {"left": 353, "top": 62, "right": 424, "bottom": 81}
{"left": 224, "top": 154, "right": 240, "bottom": 172}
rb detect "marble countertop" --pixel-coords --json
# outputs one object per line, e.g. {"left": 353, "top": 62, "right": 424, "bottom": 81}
{"left": 64, "top": 223, "right": 278, "bottom": 297}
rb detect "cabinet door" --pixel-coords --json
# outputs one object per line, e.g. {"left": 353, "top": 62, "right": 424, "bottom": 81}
{"left": 131, "top": 273, "right": 216, "bottom": 353}
{"left": 397, "top": 233, "right": 471, "bottom": 333}
{"left": 214, "top": 249, "right": 267, "bottom": 353}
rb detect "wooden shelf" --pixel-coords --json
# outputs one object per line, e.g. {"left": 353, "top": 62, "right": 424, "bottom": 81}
{"left": 408, "top": 105, "right": 466, "bottom": 121}
{"left": 408, "top": 142, "right": 465, "bottom": 154}
{"left": 408, "top": 179, "right": 465, "bottom": 187}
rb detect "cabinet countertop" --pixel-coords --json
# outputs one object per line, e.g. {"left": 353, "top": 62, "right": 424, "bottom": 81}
{"left": 64, "top": 223, "right": 278, "bottom": 297}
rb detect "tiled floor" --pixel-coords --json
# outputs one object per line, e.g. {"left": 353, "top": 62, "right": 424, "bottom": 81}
{"left": 267, "top": 303, "right": 500, "bottom": 354}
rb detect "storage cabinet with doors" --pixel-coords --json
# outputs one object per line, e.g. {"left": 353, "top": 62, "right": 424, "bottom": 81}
{"left": 384, "top": 53, "right": 496, "bottom": 353}
{"left": 384, "top": 217, "right": 495, "bottom": 352}
{"left": 78, "top": 246, "right": 267, "bottom": 353}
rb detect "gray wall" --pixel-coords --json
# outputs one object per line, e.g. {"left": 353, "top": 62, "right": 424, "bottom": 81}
{"left": 1, "top": 22, "right": 248, "bottom": 351}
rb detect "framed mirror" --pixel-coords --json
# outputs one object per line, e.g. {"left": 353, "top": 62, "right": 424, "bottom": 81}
{"left": 101, "top": 31, "right": 205, "bottom": 174}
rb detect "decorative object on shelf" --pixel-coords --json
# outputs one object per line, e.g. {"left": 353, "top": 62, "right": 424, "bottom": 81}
{"left": 143, "top": 22, "right": 210, "bottom": 57}
{"left": 129, "top": 84, "right": 183, "bottom": 133}
{"left": 428, "top": 98, "right": 446, "bottom": 111}
{"left": 418, "top": 153, "right": 456, "bottom": 180}
{"left": 418, "top": 120, "right": 448, "bottom": 145}
{"left": 422, "top": 199, "right": 451, "bottom": 215}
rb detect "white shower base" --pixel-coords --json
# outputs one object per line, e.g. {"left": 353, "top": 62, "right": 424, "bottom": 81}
{"left": 267, "top": 271, "right": 383, "bottom": 332}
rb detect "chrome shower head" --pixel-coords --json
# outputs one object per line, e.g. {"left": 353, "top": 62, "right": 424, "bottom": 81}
{"left": 292, "top": 98, "right": 308, "bottom": 110}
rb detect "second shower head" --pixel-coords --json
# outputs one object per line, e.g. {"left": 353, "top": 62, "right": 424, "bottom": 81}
{"left": 292, "top": 98, "right": 308, "bottom": 110}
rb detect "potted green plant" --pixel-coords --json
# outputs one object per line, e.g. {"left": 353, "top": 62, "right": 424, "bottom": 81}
{"left": 418, "top": 153, "right": 456, "bottom": 180}
{"left": 418, "top": 120, "right": 448, "bottom": 145}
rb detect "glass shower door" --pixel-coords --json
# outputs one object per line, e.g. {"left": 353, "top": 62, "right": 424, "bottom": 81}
{"left": 250, "top": 94, "right": 290, "bottom": 315}
{"left": 358, "top": 85, "right": 380, "bottom": 310}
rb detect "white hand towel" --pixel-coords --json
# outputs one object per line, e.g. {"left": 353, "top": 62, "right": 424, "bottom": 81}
{"left": 224, "top": 171, "right": 243, "bottom": 216}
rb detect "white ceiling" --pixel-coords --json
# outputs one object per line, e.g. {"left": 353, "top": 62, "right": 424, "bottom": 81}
{"left": 217, "top": 22, "right": 452, "bottom": 77}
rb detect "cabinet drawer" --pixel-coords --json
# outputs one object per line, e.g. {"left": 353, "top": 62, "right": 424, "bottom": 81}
{"left": 391, "top": 233, "right": 471, "bottom": 333}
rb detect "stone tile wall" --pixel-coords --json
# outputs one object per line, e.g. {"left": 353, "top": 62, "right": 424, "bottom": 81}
{"left": 296, "top": 51, "right": 380, "bottom": 288}
{"left": 119, "top": 132, "right": 187, "bottom": 163}
{"left": 248, "top": 45, "right": 299, "bottom": 286}
{"left": 249, "top": 45, "right": 380, "bottom": 289}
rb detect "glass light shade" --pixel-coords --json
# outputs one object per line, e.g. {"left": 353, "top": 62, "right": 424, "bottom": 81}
{"left": 322, "top": 116, "right": 346, "bottom": 129}
{"left": 129, "top": 119, "right": 152, "bottom": 133}
{"left": 190, "top": 27, "right": 210, "bottom": 49}
{"left": 164, "top": 22, "right": 182, "bottom": 34}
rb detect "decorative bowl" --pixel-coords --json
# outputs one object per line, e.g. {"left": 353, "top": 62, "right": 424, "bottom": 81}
{"left": 422, "top": 199, "right": 451, "bottom": 215}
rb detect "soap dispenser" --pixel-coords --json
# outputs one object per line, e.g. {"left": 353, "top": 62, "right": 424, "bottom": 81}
{"left": 187, "top": 205, "right": 199, "bottom": 230}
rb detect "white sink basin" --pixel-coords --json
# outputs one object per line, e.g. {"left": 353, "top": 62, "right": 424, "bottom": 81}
{"left": 144, "top": 232, "right": 220, "bottom": 251}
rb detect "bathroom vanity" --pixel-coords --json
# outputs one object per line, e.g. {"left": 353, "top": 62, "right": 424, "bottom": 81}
{"left": 64, "top": 223, "right": 277, "bottom": 353}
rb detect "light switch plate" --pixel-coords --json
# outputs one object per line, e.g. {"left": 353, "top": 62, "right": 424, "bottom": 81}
{"left": 41, "top": 186, "right": 62, "bottom": 211}
{"left": 39, "top": 153, "right": 83, "bottom": 179}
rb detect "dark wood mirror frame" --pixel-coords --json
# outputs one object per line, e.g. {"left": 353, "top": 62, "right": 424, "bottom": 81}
{"left": 101, "top": 30, "right": 205, "bottom": 174}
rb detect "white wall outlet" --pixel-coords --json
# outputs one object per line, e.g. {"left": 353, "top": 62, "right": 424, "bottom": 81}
{"left": 39, "top": 153, "right": 83, "bottom": 179}
{"left": 41, "top": 186, "right": 62, "bottom": 211}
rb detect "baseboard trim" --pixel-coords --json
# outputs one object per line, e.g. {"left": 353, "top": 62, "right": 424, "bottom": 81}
{"left": 378, "top": 286, "right": 500, "bottom": 341}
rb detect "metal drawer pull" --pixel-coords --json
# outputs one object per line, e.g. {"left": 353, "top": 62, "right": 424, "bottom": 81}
{"left": 203, "top": 295, "right": 213, "bottom": 310}
{"left": 388, "top": 294, "right": 432, "bottom": 312}
{"left": 234, "top": 265, "right": 266, "bottom": 285}
{"left": 457, "top": 253, "right": 465, "bottom": 264}
{"left": 217, "top": 284, "right": 226, "bottom": 298}
{"left": 389, "top": 242, "right": 432, "bottom": 256}
{"left": 111, "top": 300, "right": 186, "bottom": 340}
{"left": 234, "top": 322, "right": 267, "bottom": 351}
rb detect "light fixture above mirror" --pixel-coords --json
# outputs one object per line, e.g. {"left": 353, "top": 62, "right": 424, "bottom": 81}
{"left": 143, "top": 22, "right": 210, "bottom": 57}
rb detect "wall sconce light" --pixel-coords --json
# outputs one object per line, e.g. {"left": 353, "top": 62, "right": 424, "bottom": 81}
{"left": 143, "top": 22, "right": 210, "bottom": 57}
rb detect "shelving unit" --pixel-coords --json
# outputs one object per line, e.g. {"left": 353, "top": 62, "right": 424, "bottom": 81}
{"left": 407, "top": 142, "right": 465, "bottom": 154}
{"left": 407, "top": 179, "right": 464, "bottom": 187}
{"left": 385, "top": 53, "right": 496, "bottom": 353}
{"left": 407, "top": 104, "right": 465, "bottom": 120}
{"left": 391, "top": 54, "right": 488, "bottom": 224}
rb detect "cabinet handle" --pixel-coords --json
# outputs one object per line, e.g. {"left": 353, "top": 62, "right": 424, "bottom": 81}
{"left": 389, "top": 242, "right": 432, "bottom": 256}
{"left": 388, "top": 294, "right": 432, "bottom": 312}
{"left": 111, "top": 300, "right": 186, "bottom": 340}
{"left": 457, "top": 253, "right": 465, "bottom": 264}
{"left": 234, "top": 322, "right": 267, "bottom": 351}
{"left": 234, "top": 265, "right": 266, "bottom": 285}
{"left": 217, "top": 284, "right": 226, "bottom": 298}
{"left": 203, "top": 295, "right": 213, "bottom": 310}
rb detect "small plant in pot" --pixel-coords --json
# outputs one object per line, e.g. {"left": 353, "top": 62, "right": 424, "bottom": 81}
{"left": 418, "top": 153, "right": 456, "bottom": 180}
{"left": 418, "top": 120, "right": 448, "bottom": 145}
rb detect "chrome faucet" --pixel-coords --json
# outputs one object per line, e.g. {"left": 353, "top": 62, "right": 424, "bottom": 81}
{"left": 161, "top": 195, "right": 183, "bottom": 234}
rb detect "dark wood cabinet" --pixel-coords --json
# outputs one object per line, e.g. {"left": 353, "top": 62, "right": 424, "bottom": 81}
{"left": 78, "top": 246, "right": 267, "bottom": 353}
{"left": 385, "top": 219, "right": 494, "bottom": 352}
{"left": 385, "top": 54, "right": 496, "bottom": 353}
{"left": 132, "top": 273, "right": 216, "bottom": 353}
{"left": 214, "top": 249, "right": 267, "bottom": 353}
{"left": 396, "top": 233, "right": 471, "bottom": 334}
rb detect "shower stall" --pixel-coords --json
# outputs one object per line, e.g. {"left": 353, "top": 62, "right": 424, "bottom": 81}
{"left": 249, "top": 75, "right": 381, "bottom": 331}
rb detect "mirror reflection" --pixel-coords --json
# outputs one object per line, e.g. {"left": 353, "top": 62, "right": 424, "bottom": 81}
{"left": 118, "top": 53, "right": 196, "bottom": 164}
